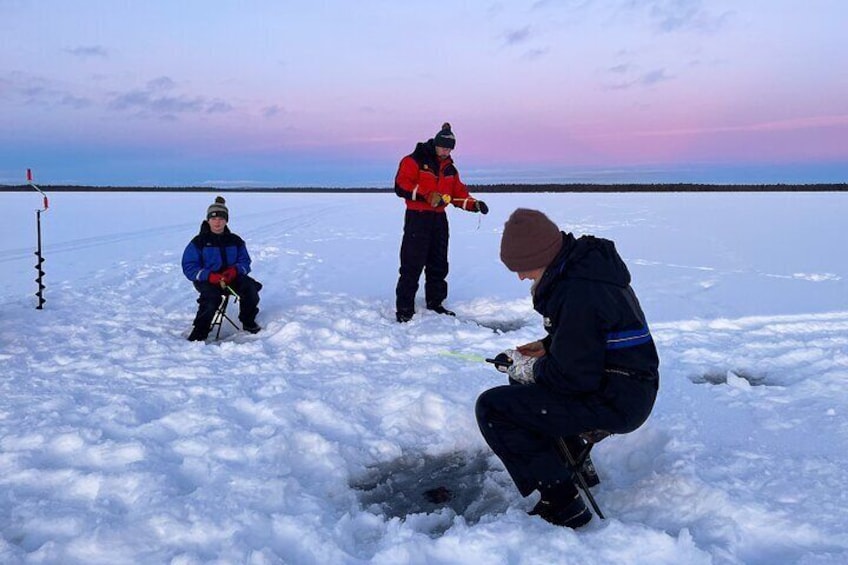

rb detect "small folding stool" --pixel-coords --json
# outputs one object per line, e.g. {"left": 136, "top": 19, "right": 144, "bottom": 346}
{"left": 210, "top": 292, "right": 239, "bottom": 340}
{"left": 556, "top": 430, "right": 611, "bottom": 520}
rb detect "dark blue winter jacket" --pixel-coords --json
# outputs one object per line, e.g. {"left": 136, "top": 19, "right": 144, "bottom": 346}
{"left": 532, "top": 232, "right": 659, "bottom": 431}
{"left": 181, "top": 222, "right": 252, "bottom": 283}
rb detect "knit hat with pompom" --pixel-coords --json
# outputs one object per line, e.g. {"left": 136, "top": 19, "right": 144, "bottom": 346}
{"left": 206, "top": 196, "right": 229, "bottom": 221}
{"left": 433, "top": 122, "right": 456, "bottom": 149}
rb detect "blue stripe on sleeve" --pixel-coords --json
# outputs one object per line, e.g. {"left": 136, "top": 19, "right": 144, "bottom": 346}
{"left": 606, "top": 327, "right": 652, "bottom": 349}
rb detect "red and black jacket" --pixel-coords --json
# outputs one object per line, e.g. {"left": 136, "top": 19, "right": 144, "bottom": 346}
{"left": 394, "top": 140, "right": 480, "bottom": 213}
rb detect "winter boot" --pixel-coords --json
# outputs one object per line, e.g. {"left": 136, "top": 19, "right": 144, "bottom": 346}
{"left": 242, "top": 320, "right": 262, "bottom": 334}
{"left": 530, "top": 481, "right": 592, "bottom": 529}
{"left": 396, "top": 309, "right": 414, "bottom": 323}
{"left": 187, "top": 327, "right": 209, "bottom": 342}
{"left": 427, "top": 304, "right": 455, "bottom": 316}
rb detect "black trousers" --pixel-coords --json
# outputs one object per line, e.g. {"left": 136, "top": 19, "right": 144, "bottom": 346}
{"left": 192, "top": 275, "right": 261, "bottom": 331}
{"left": 395, "top": 210, "right": 449, "bottom": 314}
{"left": 475, "top": 382, "right": 646, "bottom": 497}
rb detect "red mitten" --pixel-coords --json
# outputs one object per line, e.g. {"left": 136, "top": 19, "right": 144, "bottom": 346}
{"left": 222, "top": 266, "right": 238, "bottom": 284}
{"left": 208, "top": 272, "right": 224, "bottom": 285}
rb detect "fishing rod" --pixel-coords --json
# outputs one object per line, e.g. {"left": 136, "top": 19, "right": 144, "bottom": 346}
{"left": 439, "top": 350, "right": 513, "bottom": 371}
{"left": 222, "top": 282, "right": 240, "bottom": 301}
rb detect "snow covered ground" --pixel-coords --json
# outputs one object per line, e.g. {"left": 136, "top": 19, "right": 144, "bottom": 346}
{"left": 2, "top": 190, "right": 847, "bottom": 564}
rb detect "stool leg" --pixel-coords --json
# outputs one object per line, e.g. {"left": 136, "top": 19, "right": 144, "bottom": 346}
{"left": 210, "top": 295, "right": 229, "bottom": 340}
{"left": 222, "top": 310, "right": 239, "bottom": 330}
{"left": 210, "top": 294, "right": 240, "bottom": 340}
{"left": 556, "top": 437, "right": 606, "bottom": 520}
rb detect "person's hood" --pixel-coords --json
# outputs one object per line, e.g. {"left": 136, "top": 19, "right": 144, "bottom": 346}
{"left": 558, "top": 233, "right": 631, "bottom": 287}
{"left": 412, "top": 140, "right": 453, "bottom": 167}
{"left": 534, "top": 232, "right": 631, "bottom": 300}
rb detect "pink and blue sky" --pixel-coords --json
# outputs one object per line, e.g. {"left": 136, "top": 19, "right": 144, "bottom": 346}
{"left": 2, "top": 1, "right": 846, "bottom": 187}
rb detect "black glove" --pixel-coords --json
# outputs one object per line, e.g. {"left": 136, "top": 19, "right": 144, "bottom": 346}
{"left": 476, "top": 200, "right": 489, "bottom": 214}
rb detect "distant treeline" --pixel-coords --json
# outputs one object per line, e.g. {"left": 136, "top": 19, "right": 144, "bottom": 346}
{"left": 1, "top": 183, "right": 846, "bottom": 193}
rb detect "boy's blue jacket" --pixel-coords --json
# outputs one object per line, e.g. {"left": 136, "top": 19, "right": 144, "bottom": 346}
{"left": 181, "top": 221, "right": 252, "bottom": 282}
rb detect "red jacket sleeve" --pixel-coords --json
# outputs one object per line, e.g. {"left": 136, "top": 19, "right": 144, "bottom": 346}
{"left": 394, "top": 156, "right": 426, "bottom": 202}
{"left": 448, "top": 173, "right": 478, "bottom": 211}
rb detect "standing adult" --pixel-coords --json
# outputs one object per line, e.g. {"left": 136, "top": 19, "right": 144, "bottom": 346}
{"left": 393, "top": 122, "right": 488, "bottom": 323}
{"left": 476, "top": 208, "right": 659, "bottom": 528}
{"left": 181, "top": 196, "right": 262, "bottom": 341}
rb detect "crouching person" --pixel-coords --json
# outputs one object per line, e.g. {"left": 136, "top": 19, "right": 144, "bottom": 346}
{"left": 475, "top": 209, "right": 659, "bottom": 528}
{"left": 181, "top": 196, "right": 262, "bottom": 341}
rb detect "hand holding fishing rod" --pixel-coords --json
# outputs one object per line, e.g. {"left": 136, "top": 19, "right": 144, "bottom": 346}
{"left": 484, "top": 352, "right": 513, "bottom": 373}
{"left": 486, "top": 349, "right": 537, "bottom": 384}
{"left": 428, "top": 192, "right": 451, "bottom": 207}
{"left": 441, "top": 339, "right": 543, "bottom": 384}
{"left": 486, "top": 344, "right": 541, "bottom": 384}
{"left": 209, "top": 267, "right": 240, "bottom": 297}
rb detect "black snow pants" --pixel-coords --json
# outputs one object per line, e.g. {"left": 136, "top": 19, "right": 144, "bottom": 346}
{"left": 395, "top": 209, "right": 449, "bottom": 315}
{"left": 192, "top": 275, "right": 261, "bottom": 333}
{"left": 475, "top": 379, "right": 655, "bottom": 496}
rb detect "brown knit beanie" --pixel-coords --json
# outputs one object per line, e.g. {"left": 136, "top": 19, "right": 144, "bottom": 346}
{"left": 500, "top": 208, "right": 563, "bottom": 272}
